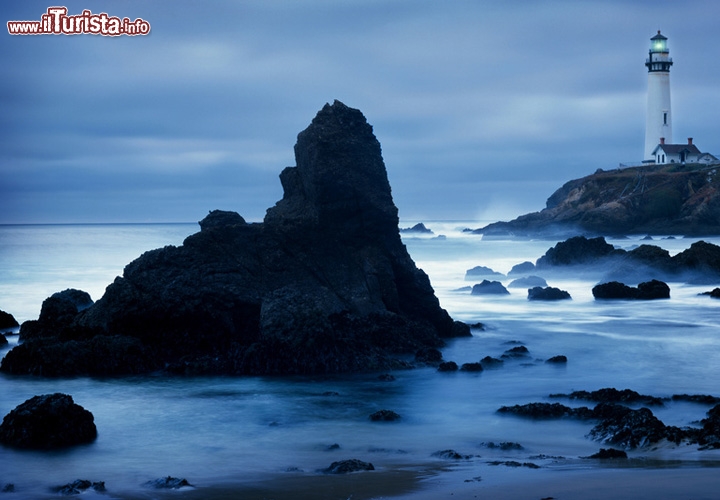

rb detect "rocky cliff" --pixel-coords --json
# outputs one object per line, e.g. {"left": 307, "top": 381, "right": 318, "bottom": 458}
{"left": 2, "top": 101, "right": 468, "bottom": 377}
{"left": 477, "top": 163, "right": 720, "bottom": 237}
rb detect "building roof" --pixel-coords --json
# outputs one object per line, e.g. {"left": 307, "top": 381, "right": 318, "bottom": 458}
{"left": 651, "top": 31, "right": 667, "bottom": 41}
{"left": 651, "top": 143, "right": 702, "bottom": 156}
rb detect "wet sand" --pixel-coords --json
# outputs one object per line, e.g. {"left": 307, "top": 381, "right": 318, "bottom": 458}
{"left": 112, "top": 462, "right": 720, "bottom": 500}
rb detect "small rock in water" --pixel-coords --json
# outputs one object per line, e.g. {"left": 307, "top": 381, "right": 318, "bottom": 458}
{"left": 585, "top": 448, "right": 628, "bottom": 459}
{"left": 144, "top": 476, "right": 193, "bottom": 489}
{"left": 502, "top": 346, "right": 529, "bottom": 358}
{"left": 431, "top": 449, "right": 473, "bottom": 460}
{"left": 323, "top": 459, "right": 374, "bottom": 474}
{"left": 481, "top": 441, "right": 524, "bottom": 450}
{"left": 527, "top": 286, "right": 571, "bottom": 301}
{"left": 480, "top": 356, "right": 504, "bottom": 368}
{"left": 437, "top": 361, "right": 458, "bottom": 372}
{"left": 471, "top": 280, "right": 510, "bottom": 295}
{"left": 53, "top": 479, "right": 105, "bottom": 495}
{"left": 460, "top": 362, "right": 483, "bottom": 372}
{"left": 369, "top": 409, "right": 401, "bottom": 421}
{"left": 1, "top": 484, "right": 14, "bottom": 493}
{"left": 546, "top": 355, "right": 568, "bottom": 364}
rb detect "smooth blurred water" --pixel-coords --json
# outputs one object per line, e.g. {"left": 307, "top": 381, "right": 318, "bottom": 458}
{"left": 1, "top": 222, "right": 720, "bottom": 497}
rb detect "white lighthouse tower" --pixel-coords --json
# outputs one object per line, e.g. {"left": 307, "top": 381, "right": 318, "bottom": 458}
{"left": 644, "top": 31, "right": 673, "bottom": 161}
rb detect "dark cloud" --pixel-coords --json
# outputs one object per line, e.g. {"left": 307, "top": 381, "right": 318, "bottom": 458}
{"left": 2, "top": 0, "right": 719, "bottom": 223}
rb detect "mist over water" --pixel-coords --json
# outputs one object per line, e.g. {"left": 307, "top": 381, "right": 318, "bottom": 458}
{"left": 1, "top": 222, "right": 720, "bottom": 497}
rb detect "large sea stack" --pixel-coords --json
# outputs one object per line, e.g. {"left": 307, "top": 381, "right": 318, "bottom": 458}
{"left": 1, "top": 101, "right": 468, "bottom": 377}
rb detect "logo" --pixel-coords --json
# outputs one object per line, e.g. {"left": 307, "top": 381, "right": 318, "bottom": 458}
{"left": 8, "top": 6, "right": 151, "bottom": 36}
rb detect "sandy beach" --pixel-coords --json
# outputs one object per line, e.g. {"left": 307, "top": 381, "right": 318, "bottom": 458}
{"left": 109, "top": 461, "right": 720, "bottom": 500}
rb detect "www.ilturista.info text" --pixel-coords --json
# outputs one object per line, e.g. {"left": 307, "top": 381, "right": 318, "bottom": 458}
{"left": 7, "top": 7, "right": 150, "bottom": 36}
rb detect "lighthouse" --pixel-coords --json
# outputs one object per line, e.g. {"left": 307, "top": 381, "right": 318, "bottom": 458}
{"left": 644, "top": 31, "right": 673, "bottom": 161}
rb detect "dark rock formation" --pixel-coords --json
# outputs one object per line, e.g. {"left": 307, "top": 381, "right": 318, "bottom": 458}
{"left": 584, "top": 448, "right": 627, "bottom": 459}
{"left": 431, "top": 449, "right": 473, "bottom": 460}
{"left": 144, "top": 477, "right": 193, "bottom": 489}
{"left": 551, "top": 388, "right": 665, "bottom": 406}
{"left": 527, "top": 286, "right": 571, "bottom": 301}
{"left": 588, "top": 403, "right": 668, "bottom": 448}
{"left": 465, "top": 266, "right": 505, "bottom": 280}
{"left": 592, "top": 280, "right": 670, "bottom": 300}
{"left": 369, "top": 410, "right": 401, "bottom": 422}
{"left": 0, "top": 101, "right": 468, "bottom": 377}
{"left": 460, "top": 362, "right": 483, "bottom": 372}
{"left": 0, "top": 334, "right": 6, "bottom": 346}
{"left": 53, "top": 480, "right": 106, "bottom": 495}
{"left": 700, "top": 288, "right": 720, "bottom": 298}
{"left": 487, "top": 461, "right": 540, "bottom": 469}
{"left": 437, "top": 361, "right": 458, "bottom": 372}
{"left": 0, "top": 393, "right": 97, "bottom": 449}
{"left": 671, "top": 394, "right": 720, "bottom": 405}
{"left": 415, "top": 347, "right": 443, "bottom": 364}
{"left": 545, "top": 355, "right": 568, "bottom": 364}
{"left": 0, "top": 310, "right": 18, "bottom": 330}
{"left": 474, "top": 162, "right": 720, "bottom": 237}
{"left": 536, "top": 236, "right": 617, "bottom": 268}
{"left": 481, "top": 441, "right": 524, "bottom": 450}
{"left": 508, "top": 261, "right": 535, "bottom": 275}
{"left": 508, "top": 275, "right": 547, "bottom": 288}
{"left": 400, "top": 223, "right": 433, "bottom": 235}
{"left": 323, "top": 459, "right": 375, "bottom": 474}
{"left": 471, "top": 280, "right": 509, "bottom": 295}
{"left": 480, "top": 356, "right": 504, "bottom": 368}
{"left": 497, "top": 402, "right": 594, "bottom": 420}
{"left": 502, "top": 345, "right": 529, "bottom": 358}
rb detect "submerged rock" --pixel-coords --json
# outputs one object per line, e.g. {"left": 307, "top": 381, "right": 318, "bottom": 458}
{"left": 144, "top": 477, "right": 193, "bottom": 489}
{"left": 471, "top": 280, "right": 509, "bottom": 295}
{"left": 465, "top": 266, "right": 505, "bottom": 280}
{"left": 0, "top": 393, "right": 96, "bottom": 449}
{"left": 527, "top": 286, "right": 571, "bottom": 301}
{"left": 508, "top": 275, "right": 547, "bottom": 288}
{"left": 53, "top": 480, "right": 106, "bottom": 495}
{"left": 400, "top": 223, "right": 433, "bottom": 235}
{"left": 584, "top": 448, "right": 628, "bottom": 459}
{"left": 323, "top": 459, "right": 375, "bottom": 474}
{"left": 369, "top": 410, "right": 401, "bottom": 422}
{"left": 1, "top": 101, "right": 468, "bottom": 377}
{"left": 431, "top": 449, "right": 473, "bottom": 460}
{"left": 592, "top": 280, "right": 670, "bottom": 300}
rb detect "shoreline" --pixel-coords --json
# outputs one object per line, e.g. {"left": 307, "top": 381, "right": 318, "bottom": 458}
{"left": 102, "top": 460, "right": 720, "bottom": 500}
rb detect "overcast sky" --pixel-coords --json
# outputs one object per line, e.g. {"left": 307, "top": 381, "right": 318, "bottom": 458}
{"left": 2, "top": 0, "right": 719, "bottom": 224}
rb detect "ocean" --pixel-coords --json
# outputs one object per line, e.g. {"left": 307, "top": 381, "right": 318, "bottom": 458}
{"left": 1, "top": 222, "right": 720, "bottom": 498}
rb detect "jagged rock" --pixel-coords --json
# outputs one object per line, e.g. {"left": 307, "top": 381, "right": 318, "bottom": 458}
{"left": 465, "top": 266, "right": 505, "bottom": 280}
{"left": 551, "top": 388, "right": 665, "bottom": 406}
{"left": 144, "top": 477, "right": 193, "bottom": 489}
{"left": 400, "top": 223, "right": 433, "bottom": 235}
{"left": 53, "top": 480, "right": 106, "bottom": 495}
{"left": 471, "top": 280, "right": 509, "bottom": 295}
{"left": 0, "top": 310, "right": 18, "bottom": 330}
{"left": 1, "top": 101, "right": 468, "bottom": 377}
{"left": 497, "top": 402, "right": 594, "bottom": 420}
{"left": 508, "top": 275, "right": 547, "bottom": 288}
{"left": 527, "top": 286, "right": 571, "bottom": 301}
{"left": 588, "top": 403, "right": 667, "bottom": 448}
{"left": 592, "top": 280, "right": 670, "bottom": 300}
{"left": 481, "top": 441, "right": 524, "bottom": 450}
{"left": 700, "top": 288, "right": 720, "bottom": 298}
{"left": 671, "top": 394, "right": 720, "bottom": 405}
{"left": 323, "top": 459, "right": 374, "bottom": 474}
{"left": 536, "top": 236, "right": 617, "bottom": 268}
{"left": 0, "top": 393, "right": 96, "bottom": 449}
{"left": 431, "top": 449, "right": 472, "bottom": 460}
{"left": 369, "top": 410, "right": 401, "bottom": 421}
{"left": 584, "top": 448, "right": 627, "bottom": 459}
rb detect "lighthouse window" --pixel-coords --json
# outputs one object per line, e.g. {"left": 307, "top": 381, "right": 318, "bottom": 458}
{"left": 663, "top": 112, "right": 667, "bottom": 125}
